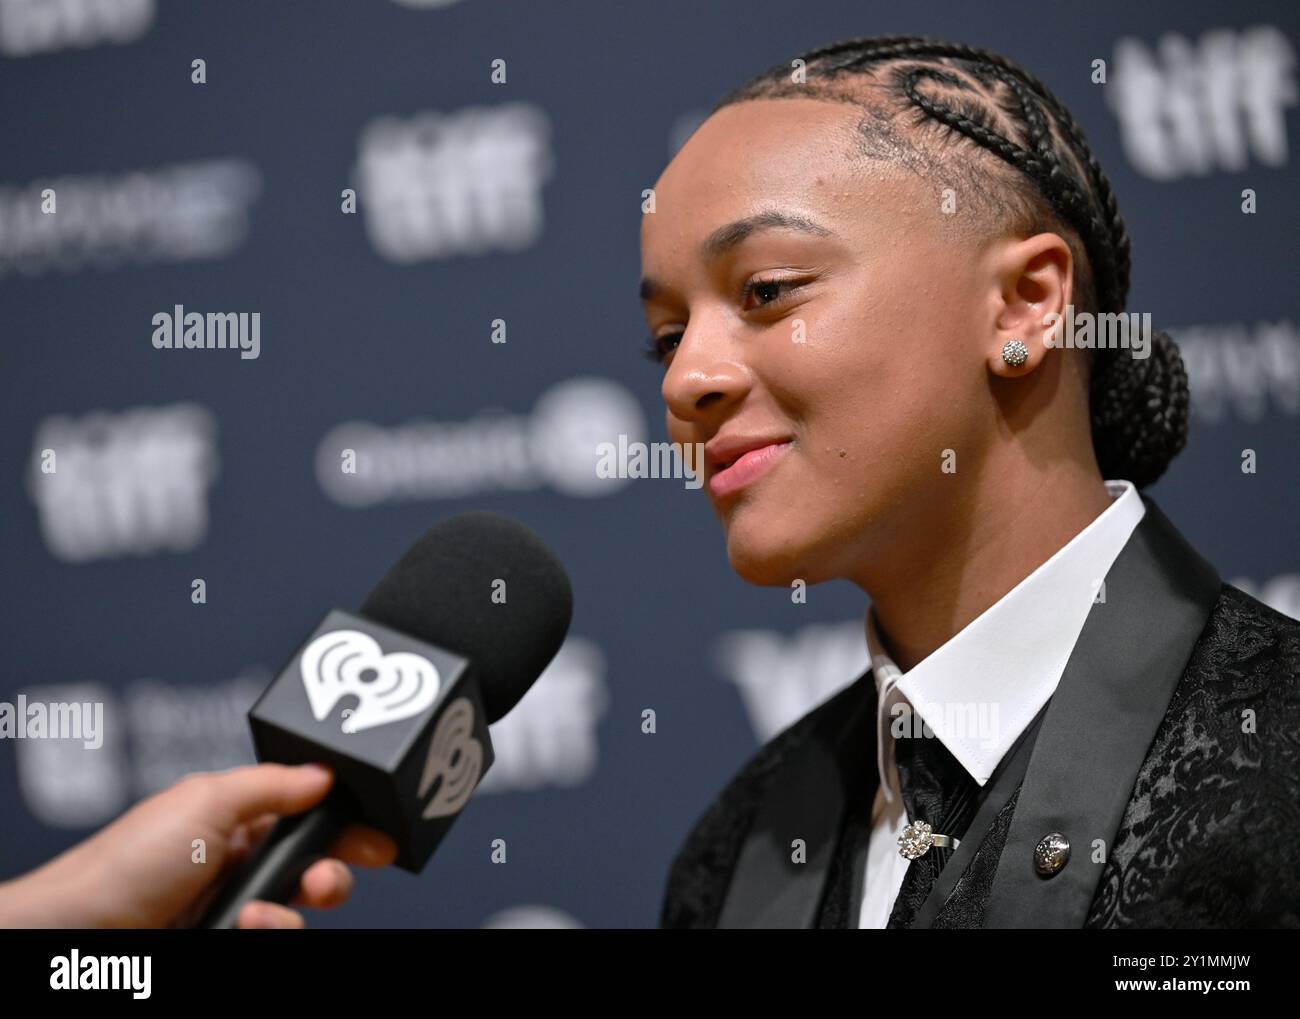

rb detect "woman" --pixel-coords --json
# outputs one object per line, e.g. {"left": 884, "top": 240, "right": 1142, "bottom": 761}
{"left": 640, "top": 36, "right": 1300, "bottom": 928}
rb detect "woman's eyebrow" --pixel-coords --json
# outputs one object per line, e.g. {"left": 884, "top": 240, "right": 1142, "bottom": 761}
{"left": 702, "top": 209, "right": 835, "bottom": 258}
{"left": 639, "top": 209, "right": 836, "bottom": 303}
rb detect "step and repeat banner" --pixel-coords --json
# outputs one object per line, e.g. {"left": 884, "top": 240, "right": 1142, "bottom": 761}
{"left": 1, "top": 0, "right": 1296, "bottom": 927}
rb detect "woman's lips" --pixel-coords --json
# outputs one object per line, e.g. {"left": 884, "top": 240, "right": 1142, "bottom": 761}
{"left": 708, "top": 441, "right": 793, "bottom": 498}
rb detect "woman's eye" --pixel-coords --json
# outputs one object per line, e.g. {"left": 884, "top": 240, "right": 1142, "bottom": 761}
{"left": 741, "top": 277, "right": 800, "bottom": 310}
{"left": 641, "top": 278, "right": 804, "bottom": 366}
{"left": 643, "top": 331, "right": 683, "bottom": 365}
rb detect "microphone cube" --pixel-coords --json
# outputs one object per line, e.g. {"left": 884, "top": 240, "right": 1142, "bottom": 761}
{"left": 248, "top": 609, "right": 495, "bottom": 871}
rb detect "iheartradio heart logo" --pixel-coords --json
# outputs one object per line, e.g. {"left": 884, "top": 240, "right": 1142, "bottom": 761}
{"left": 418, "top": 697, "right": 483, "bottom": 819}
{"left": 300, "top": 629, "right": 441, "bottom": 733}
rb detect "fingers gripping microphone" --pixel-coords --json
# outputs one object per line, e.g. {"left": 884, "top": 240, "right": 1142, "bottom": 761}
{"left": 196, "top": 511, "right": 573, "bottom": 928}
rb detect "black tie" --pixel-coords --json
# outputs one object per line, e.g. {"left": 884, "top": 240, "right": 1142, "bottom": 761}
{"left": 885, "top": 711, "right": 981, "bottom": 929}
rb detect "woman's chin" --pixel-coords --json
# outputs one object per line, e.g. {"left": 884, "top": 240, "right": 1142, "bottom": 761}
{"left": 725, "top": 529, "right": 810, "bottom": 587}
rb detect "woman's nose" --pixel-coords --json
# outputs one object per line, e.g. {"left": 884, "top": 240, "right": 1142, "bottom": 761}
{"left": 660, "top": 331, "right": 751, "bottom": 424}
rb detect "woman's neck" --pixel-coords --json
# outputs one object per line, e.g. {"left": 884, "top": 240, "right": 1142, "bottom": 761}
{"left": 861, "top": 465, "right": 1115, "bottom": 672}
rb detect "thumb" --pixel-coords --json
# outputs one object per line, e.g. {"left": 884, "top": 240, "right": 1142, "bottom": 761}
{"left": 204, "top": 763, "right": 334, "bottom": 829}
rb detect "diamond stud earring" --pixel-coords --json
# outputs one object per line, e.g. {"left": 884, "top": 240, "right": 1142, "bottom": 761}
{"left": 1001, "top": 339, "right": 1030, "bottom": 367}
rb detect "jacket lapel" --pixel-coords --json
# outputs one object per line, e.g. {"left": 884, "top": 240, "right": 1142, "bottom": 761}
{"left": 981, "top": 497, "right": 1220, "bottom": 927}
{"left": 716, "top": 668, "right": 877, "bottom": 927}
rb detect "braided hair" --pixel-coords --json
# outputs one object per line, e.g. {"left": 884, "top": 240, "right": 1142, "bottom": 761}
{"left": 711, "top": 35, "right": 1189, "bottom": 488}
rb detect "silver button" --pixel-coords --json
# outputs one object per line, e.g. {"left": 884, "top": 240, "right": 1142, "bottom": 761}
{"left": 1033, "top": 832, "right": 1071, "bottom": 876}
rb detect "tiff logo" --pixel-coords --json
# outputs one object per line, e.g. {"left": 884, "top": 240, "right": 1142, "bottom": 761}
{"left": 27, "top": 403, "right": 219, "bottom": 562}
{"left": 1107, "top": 25, "right": 1297, "bottom": 179}
{"left": 353, "top": 103, "right": 554, "bottom": 262}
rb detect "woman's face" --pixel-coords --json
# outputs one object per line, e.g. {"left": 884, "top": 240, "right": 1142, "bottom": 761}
{"left": 639, "top": 98, "right": 1001, "bottom": 588}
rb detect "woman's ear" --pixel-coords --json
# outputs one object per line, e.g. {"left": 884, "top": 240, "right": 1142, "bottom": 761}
{"left": 987, "top": 232, "right": 1072, "bottom": 379}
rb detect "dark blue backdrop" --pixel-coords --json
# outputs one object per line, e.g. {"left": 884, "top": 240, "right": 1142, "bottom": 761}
{"left": 2, "top": 0, "right": 1297, "bottom": 928}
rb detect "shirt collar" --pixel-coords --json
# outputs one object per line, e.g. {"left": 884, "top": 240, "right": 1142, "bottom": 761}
{"left": 869, "top": 479, "right": 1145, "bottom": 795}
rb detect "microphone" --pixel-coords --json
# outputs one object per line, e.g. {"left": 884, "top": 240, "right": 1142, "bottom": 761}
{"left": 196, "top": 510, "right": 573, "bottom": 928}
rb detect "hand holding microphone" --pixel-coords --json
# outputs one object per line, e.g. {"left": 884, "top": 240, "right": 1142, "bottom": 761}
{"left": 0, "top": 511, "right": 573, "bottom": 929}
{"left": 0, "top": 762, "right": 396, "bottom": 929}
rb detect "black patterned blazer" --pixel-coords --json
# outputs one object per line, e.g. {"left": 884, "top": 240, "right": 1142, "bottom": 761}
{"left": 660, "top": 497, "right": 1300, "bottom": 928}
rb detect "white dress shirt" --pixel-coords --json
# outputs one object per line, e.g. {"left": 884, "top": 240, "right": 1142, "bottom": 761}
{"left": 857, "top": 479, "right": 1145, "bottom": 928}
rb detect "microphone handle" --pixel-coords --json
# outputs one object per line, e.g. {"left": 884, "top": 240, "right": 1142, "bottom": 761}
{"left": 196, "top": 791, "right": 349, "bottom": 929}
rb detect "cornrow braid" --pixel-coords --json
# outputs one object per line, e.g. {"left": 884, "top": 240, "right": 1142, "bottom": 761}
{"left": 712, "top": 35, "right": 1190, "bottom": 488}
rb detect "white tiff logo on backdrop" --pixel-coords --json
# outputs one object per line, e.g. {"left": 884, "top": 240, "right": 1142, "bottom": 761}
{"left": 27, "top": 403, "right": 219, "bottom": 563}
{"left": 352, "top": 103, "right": 554, "bottom": 262}
{"left": 1107, "top": 25, "right": 1296, "bottom": 179}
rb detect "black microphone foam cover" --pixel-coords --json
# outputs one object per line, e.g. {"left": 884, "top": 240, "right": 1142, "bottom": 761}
{"left": 359, "top": 511, "right": 573, "bottom": 723}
